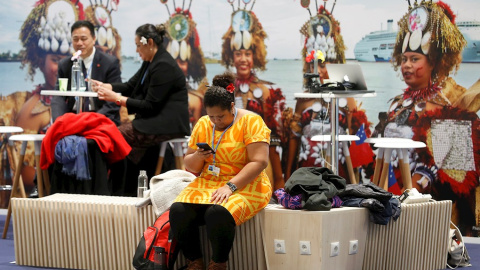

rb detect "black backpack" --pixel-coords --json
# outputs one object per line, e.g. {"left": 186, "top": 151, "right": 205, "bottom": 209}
{"left": 132, "top": 210, "right": 180, "bottom": 270}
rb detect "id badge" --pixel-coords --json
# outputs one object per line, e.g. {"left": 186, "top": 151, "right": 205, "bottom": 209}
{"left": 208, "top": 164, "right": 221, "bottom": 176}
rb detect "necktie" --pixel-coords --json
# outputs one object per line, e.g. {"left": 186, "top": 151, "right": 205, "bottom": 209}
{"left": 81, "top": 61, "right": 88, "bottom": 88}
{"left": 81, "top": 61, "right": 91, "bottom": 111}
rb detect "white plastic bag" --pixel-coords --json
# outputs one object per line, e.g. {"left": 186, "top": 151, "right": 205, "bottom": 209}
{"left": 447, "top": 222, "right": 471, "bottom": 269}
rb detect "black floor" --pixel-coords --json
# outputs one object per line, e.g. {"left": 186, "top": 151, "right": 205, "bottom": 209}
{"left": 0, "top": 213, "right": 478, "bottom": 270}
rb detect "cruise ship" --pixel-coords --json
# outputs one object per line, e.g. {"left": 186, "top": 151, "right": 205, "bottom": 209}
{"left": 354, "top": 19, "right": 480, "bottom": 63}
{"left": 459, "top": 20, "right": 480, "bottom": 62}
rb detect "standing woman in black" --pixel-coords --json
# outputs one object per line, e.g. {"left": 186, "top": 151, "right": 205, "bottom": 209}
{"left": 91, "top": 23, "right": 190, "bottom": 192}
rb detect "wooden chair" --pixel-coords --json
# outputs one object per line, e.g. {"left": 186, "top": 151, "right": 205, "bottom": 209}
{"left": 365, "top": 137, "right": 426, "bottom": 190}
{"left": 311, "top": 134, "right": 360, "bottom": 184}
{"left": 2, "top": 134, "right": 49, "bottom": 239}
{"left": 0, "top": 126, "right": 24, "bottom": 207}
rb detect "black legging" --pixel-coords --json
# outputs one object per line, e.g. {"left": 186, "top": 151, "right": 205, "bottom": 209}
{"left": 169, "top": 202, "right": 236, "bottom": 263}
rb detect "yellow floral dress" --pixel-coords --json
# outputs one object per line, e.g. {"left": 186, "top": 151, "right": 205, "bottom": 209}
{"left": 175, "top": 113, "right": 272, "bottom": 225}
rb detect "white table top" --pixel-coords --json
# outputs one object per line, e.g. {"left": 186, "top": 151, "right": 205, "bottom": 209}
{"left": 364, "top": 137, "right": 413, "bottom": 144}
{"left": 9, "top": 134, "right": 46, "bottom": 142}
{"left": 311, "top": 134, "right": 360, "bottom": 142}
{"left": 294, "top": 92, "right": 377, "bottom": 99}
{"left": 41, "top": 90, "right": 98, "bottom": 97}
{"left": 374, "top": 139, "right": 426, "bottom": 149}
{"left": 0, "top": 126, "right": 24, "bottom": 133}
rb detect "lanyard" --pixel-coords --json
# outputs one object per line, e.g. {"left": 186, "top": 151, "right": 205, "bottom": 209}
{"left": 81, "top": 59, "right": 92, "bottom": 79}
{"left": 141, "top": 70, "right": 148, "bottom": 85}
{"left": 85, "top": 63, "right": 92, "bottom": 79}
{"left": 141, "top": 63, "right": 150, "bottom": 85}
{"left": 82, "top": 61, "right": 93, "bottom": 91}
{"left": 211, "top": 108, "right": 237, "bottom": 165}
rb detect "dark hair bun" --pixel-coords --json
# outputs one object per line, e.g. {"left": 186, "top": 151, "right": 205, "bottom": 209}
{"left": 156, "top": 24, "right": 166, "bottom": 36}
{"left": 212, "top": 72, "right": 235, "bottom": 89}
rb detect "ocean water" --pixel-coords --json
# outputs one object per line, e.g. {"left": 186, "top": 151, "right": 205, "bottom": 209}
{"left": 1, "top": 60, "right": 478, "bottom": 126}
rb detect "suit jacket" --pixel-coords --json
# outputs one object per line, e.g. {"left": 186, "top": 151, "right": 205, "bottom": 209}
{"left": 111, "top": 46, "right": 190, "bottom": 136}
{"left": 52, "top": 49, "right": 122, "bottom": 125}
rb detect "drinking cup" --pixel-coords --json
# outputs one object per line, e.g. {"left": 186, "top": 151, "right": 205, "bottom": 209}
{"left": 58, "top": 78, "right": 68, "bottom": 91}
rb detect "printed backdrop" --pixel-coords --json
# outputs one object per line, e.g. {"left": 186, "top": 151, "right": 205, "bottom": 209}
{"left": 0, "top": 0, "right": 479, "bottom": 235}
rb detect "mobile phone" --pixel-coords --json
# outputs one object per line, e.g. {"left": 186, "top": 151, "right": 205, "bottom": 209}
{"left": 196, "top": 143, "right": 215, "bottom": 153}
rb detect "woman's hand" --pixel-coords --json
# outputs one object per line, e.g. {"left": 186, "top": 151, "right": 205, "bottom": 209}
{"left": 90, "top": 79, "right": 110, "bottom": 91}
{"left": 195, "top": 148, "right": 214, "bottom": 160}
{"left": 97, "top": 88, "right": 118, "bottom": 102}
{"left": 184, "top": 147, "right": 213, "bottom": 173}
{"left": 91, "top": 80, "right": 116, "bottom": 102}
{"left": 90, "top": 79, "right": 115, "bottom": 100}
{"left": 210, "top": 185, "right": 233, "bottom": 204}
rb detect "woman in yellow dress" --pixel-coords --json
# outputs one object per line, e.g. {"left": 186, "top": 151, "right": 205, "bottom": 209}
{"left": 170, "top": 72, "right": 271, "bottom": 270}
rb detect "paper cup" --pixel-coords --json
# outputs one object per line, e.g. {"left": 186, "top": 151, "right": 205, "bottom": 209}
{"left": 58, "top": 78, "right": 68, "bottom": 91}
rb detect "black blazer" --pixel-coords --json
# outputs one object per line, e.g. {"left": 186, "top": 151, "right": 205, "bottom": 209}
{"left": 111, "top": 46, "right": 190, "bottom": 136}
{"left": 52, "top": 49, "right": 122, "bottom": 125}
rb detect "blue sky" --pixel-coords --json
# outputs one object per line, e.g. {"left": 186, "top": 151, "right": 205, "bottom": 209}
{"left": 1, "top": 0, "right": 479, "bottom": 59}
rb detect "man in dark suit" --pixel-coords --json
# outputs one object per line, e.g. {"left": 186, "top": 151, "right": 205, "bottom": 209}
{"left": 52, "top": 20, "right": 122, "bottom": 125}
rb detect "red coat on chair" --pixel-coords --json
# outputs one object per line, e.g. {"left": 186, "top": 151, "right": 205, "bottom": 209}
{"left": 40, "top": 112, "right": 131, "bottom": 170}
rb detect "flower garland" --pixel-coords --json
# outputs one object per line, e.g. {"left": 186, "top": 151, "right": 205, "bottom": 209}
{"left": 403, "top": 83, "right": 441, "bottom": 102}
{"left": 305, "top": 50, "right": 325, "bottom": 63}
{"left": 235, "top": 73, "right": 255, "bottom": 86}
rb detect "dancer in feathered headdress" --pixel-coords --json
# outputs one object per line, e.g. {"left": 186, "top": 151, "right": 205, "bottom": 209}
{"left": 381, "top": 0, "right": 479, "bottom": 236}
{"left": 83, "top": 0, "right": 122, "bottom": 66}
{"left": 19, "top": 0, "right": 82, "bottom": 91}
{"left": 10, "top": 0, "right": 83, "bottom": 193}
{"left": 221, "top": 0, "right": 287, "bottom": 191}
{"left": 300, "top": 2, "right": 346, "bottom": 81}
{"left": 284, "top": 1, "right": 374, "bottom": 183}
{"left": 16, "top": 0, "right": 82, "bottom": 133}
{"left": 161, "top": 0, "right": 208, "bottom": 129}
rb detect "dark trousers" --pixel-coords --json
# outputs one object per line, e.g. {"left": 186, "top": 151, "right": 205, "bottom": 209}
{"left": 169, "top": 202, "right": 236, "bottom": 263}
{"left": 115, "top": 122, "right": 182, "bottom": 196}
{"left": 118, "top": 122, "right": 183, "bottom": 164}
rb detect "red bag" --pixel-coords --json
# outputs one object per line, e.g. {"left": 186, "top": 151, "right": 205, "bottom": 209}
{"left": 132, "top": 210, "right": 179, "bottom": 270}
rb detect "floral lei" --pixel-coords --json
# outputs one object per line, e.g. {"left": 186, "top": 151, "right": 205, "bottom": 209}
{"left": 403, "top": 83, "right": 441, "bottom": 103}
